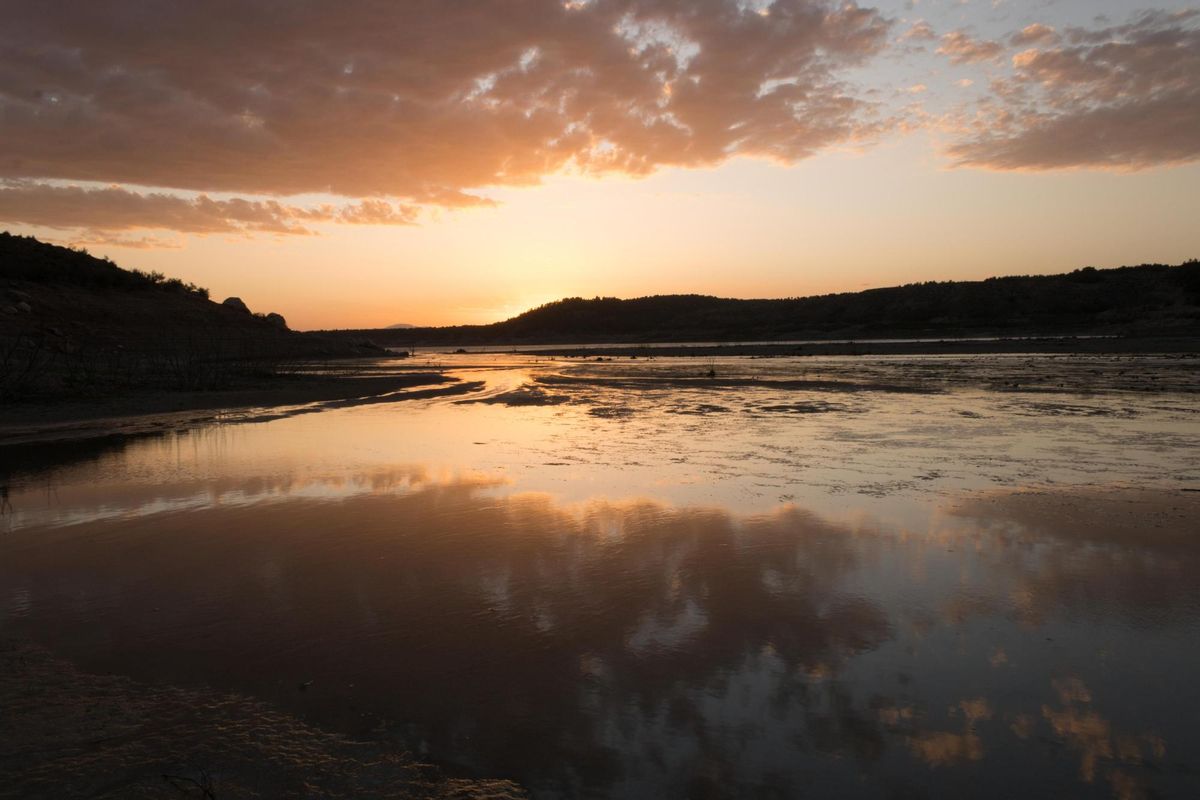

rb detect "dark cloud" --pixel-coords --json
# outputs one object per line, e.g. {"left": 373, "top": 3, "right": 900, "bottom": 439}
{"left": 0, "top": 0, "right": 893, "bottom": 235}
{"left": 0, "top": 183, "right": 315, "bottom": 235}
{"left": 0, "top": 182, "right": 421, "bottom": 236}
{"left": 946, "top": 11, "right": 1200, "bottom": 171}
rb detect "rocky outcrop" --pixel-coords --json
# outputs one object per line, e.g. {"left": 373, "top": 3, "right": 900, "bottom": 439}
{"left": 264, "top": 312, "right": 288, "bottom": 330}
{"left": 222, "top": 296, "right": 251, "bottom": 313}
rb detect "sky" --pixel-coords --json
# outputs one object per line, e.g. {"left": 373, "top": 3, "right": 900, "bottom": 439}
{"left": 1, "top": 0, "right": 1198, "bottom": 329}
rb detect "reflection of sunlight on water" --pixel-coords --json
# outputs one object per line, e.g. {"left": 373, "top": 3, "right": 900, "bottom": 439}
{"left": 6, "top": 353, "right": 1197, "bottom": 532}
{"left": 5, "top": 465, "right": 514, "bottom": 531}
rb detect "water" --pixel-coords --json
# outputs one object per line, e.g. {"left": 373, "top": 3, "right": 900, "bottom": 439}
{"left": 2, "top": 353, "right": 1198, "bottom": 798}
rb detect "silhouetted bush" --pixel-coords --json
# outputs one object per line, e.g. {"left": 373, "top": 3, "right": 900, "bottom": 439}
{"left": 0, "top": 232, "right": 209, "bottom": 298}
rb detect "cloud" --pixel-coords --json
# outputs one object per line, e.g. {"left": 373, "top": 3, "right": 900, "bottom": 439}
{"left": 946, "top": 11, "right": 1200, "bottom": 170}
{"left": 937, "top": 30, "right": 1004, "bottom": 64}
{"left": 0, "top": 182, "right": 420, "bottom": 237}
{"left": 335, "top": 199, "right": 421, "bottom": 226}
{"left": 1010, "top": 23, "right": 1058, "bottom": 47}
{"left": 51, "top": 231, "right": 185, "bottom": 250}
{"left": 901, "top": 20, "right": 937, "bottom": 42}
{"left": 0, "top": 0, "right": 894, "bottom": 237}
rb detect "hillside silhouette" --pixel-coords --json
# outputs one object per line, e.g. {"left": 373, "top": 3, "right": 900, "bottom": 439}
{"left": 346, "top": 261, "right": 1200, "bottom": 346}
{"left": 1, "top": 233, "right": 379, "bottom": 400}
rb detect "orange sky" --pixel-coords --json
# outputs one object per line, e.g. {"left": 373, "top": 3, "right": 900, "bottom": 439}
{"left": 2, "top": 0, "right": 1198, "bottom": 329}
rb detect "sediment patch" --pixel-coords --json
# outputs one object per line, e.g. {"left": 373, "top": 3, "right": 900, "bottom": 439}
{"left": 0, "top": 640, "right": 526, "bottom": 800}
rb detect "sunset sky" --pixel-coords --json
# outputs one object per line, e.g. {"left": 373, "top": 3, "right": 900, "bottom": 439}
{"left": 2, "top": 0, "right": 1198, "bottom": 329}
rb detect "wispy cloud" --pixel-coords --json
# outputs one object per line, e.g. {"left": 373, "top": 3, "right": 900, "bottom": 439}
{"left": 901, "top": 20, "right": 937, "bottom": 42}
{"left": 937, "top": 30, "right": 1004, "bottom": 64}
{"left": 1009, "top": 23, "right": 1058, "bottom": 47}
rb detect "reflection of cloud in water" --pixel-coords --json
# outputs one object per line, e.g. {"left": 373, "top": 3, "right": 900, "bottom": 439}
{"left": 1040, "top": 677, "right": 1167, "bottom": 797}
{"left": 2, "top": 476, "right": 1198, "bottom": 797}
{"left": 907, "top": 698, "right": 992, "bottom": 767}
{"left": 945, "top": 489, "right": 1200, "bottom": 627}
{"left": 2, "top": 479, "right": 890, "bottom": 796}
{"left": 625, "top": 598, "right": 707, "bottom": 655}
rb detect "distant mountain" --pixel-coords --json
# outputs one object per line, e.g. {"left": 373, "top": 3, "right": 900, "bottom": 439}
{"left": 0, "top": 232, "right": 380, "bottom": 400}
{"left": 386, "top": 322, "right": 415, "bottom": 329}
{"left": 331, "top": 260, "right": 1200, "bottom": 347}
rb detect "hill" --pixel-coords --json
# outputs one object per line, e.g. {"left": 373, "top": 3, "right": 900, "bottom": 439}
{"left": 1, "top": 233, "right": 380, "bottom": 400}
{"left": 337, "top": 261, "right": 1200, "bottom": 347}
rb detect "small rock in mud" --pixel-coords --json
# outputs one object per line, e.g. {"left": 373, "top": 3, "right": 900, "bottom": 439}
{"left": 589, "top": 405, "right": 635, "bottom": 419}
{"left": 758, "top": 402, "right": 848, "bottom": 414}
{"left": 667, "top": 403, "right": 731, "bottom": 415}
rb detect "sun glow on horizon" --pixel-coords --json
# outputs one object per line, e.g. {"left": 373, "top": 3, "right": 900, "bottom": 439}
{"left": 2, "top": 1, "right": 1198, "bottom": 329}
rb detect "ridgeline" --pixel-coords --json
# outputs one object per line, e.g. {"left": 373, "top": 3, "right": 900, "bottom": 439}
{"left": 1, "top": 233, "right": 381, "bottom": 401}
{"left": 335, "top": 260, "right": 1200, "bottom": 348}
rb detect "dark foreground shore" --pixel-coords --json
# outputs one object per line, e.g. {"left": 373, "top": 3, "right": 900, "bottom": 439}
{"left": 0, "top": 640, "right": 525, "bottom": 800}
{"left": 0, "top": 372, "right": 480, "bottom": 446}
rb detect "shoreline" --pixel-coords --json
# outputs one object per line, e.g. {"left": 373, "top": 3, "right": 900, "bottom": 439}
{"left": 0, "top": 372, "right": 472, "bottom": 447}
{"left": 4, "top": 338, "right": 1198, "bottom": 447}
{"left": 494, "top": 334, "right": 1200, "bottom": 358}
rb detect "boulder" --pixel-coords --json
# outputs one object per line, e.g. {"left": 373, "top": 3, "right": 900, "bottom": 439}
{"left": 264, "top": 312, "right": 288, "bottom": 330}
{"left": 222, "top": 296, "right": 251, "bottom": 313}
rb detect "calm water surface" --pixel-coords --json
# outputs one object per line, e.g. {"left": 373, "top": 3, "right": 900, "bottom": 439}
{"left": 2, "top": 354, "right": 1199, "bottom": 798}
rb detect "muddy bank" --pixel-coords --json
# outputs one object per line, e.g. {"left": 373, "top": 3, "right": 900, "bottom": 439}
{"left": 544, "top": 352, "right": 1200, "bottom": 395}
{"left": 0, "top": 640, "right": 525, "bottom": 800}
{"left": 0, "top": 372, "right": 471, "bottom": 446}
{"left": 535, "top": 373, "right": 935, "bottom": 393}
